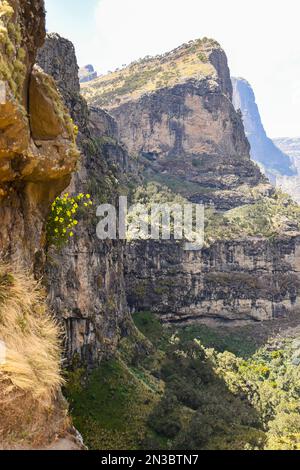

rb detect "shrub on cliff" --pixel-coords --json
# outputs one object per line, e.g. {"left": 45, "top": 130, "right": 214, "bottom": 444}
{"left": 46, "top": 192, "right": 93, "bottom": 247}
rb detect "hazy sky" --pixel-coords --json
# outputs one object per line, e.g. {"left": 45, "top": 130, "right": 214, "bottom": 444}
{"left": 45, "top": 0, "right": 300, "bottom": 138}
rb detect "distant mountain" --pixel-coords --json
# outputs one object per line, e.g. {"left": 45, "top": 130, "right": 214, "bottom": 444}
{"left": 232, "top": 77, "right": 295, "bottom": 178}
{"left": 274, "top": 138, "right": 300, "bottom": 166}
{"left": 79, "top": 64, "right": 97, "bottom": 83}
{"left": 272, "top": 138, "right": 300, "bottom": 202}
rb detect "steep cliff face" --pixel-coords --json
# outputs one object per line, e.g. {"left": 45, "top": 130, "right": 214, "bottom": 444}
{"left": 0, "top": 1, "right": 78, "bottom": 264}
{"left": 37, "top": 34, "right": 133, "bottom": 366}
{"left": 0, "top": 0, "right": 80, "bottom": 448}
{"left": 81, "top": 39, "right": 300, "bottom": 325}
{"left": 232, "top": 77, "right": 295, "bottom": 179}
{"left": 126, "top": 236, "right": 300, "bottom": 323}
{"left": 83, "top": 39, "right": 271, "bottom": 210}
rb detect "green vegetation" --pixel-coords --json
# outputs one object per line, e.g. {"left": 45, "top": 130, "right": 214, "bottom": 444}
{"left": 65, "top": 311, "right": 300, "bottom": 450}
{"left": 131, "top": 183, "right": 300, "bottom": 247}
{"left": 145, "top": 173, "right": 210, "bottom": 198}
{"left": 65, "top": 358, "right": 160, "bottom": 450}
{"left": 81, "top": 38, "right": 217, "bottom": 108}
{"left": 46, "top": 193, "right": 93, "bottom": 247}
{"left": 205, "top": 191, "right": 300, "bottom": 245}
{"left": 0, "top": 1, "right": 26, "bottom": 99}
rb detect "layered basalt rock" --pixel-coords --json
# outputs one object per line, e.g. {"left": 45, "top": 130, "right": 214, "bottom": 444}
{"left": 126, "top": 237, "right": 300, "bottom": 324}
{"left": 82, "top": 39, "right": 272, "bottom": 210}
{"left": 37, "top": 34, "right": 133, "bottom": 365}
{"left": 0, "top": 0, "right": 78, "bottom": 264}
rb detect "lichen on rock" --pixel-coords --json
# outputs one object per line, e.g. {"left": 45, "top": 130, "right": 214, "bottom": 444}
{"left": 0, "top": 0, "right": 79, "bottom": 262}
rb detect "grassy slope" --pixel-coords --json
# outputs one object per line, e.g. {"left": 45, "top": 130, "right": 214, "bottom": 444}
{"left": 65, "top": 360, "right": 160, "bottom": 450}
{"left": 130, "top": 182, "right": 300, "bottom": 247}
{"left": 81, "top": 38, "right": 218, "bottom": 109}
{"left": 65, "top": 311, "right": 300, "bottom": 450}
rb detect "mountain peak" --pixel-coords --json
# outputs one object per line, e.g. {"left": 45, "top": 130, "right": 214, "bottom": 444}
{"left": 81, "top": 37, "right": 231, "bottom": 109}
{"left": 232, "top": 77, "right": 295, "bottom": 177}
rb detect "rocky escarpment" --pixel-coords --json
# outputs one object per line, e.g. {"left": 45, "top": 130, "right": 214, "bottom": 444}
{"left": 37, "top": 34, "right": 134, "bottom": 366}
{"left": 232, "top": 77, "right": 295, "bottom": 180}
{"left": 126, "top": 237, "right": 300, "bottom": 323}
{"left": 0, "top": 1, "right": 78, "bottom": 265}
{"left": 83, "top": 39, "right": 271, "bottom": 210}
{"left": 82, "top": 39, "right": 300, "bottom": 325}
{"left": 0, "top": 0, "right": 80, "bottom": 448}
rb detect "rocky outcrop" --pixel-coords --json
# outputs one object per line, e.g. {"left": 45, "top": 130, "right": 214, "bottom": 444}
{"left": 126, "top": 237, "right": 300, "bottom": 323}
{"left": 0, "top": 1, "right": 78, "bottom": 264}
{"left": 83, "top": 39, "right": 272, "bottom": 210}
{"left": 37, "top": 34, "right": 133, "bottom": 366}
{"left": 232, "top": 77, "right": 295, "bottom": 179}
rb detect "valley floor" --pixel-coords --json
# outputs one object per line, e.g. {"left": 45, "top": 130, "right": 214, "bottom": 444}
{"left": 65, "top": 310, "right": 300, "bottom": 451}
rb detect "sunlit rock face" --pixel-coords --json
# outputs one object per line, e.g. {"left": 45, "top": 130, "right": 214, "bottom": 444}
{"left": 82, "top": 39, "right": 272, "bottom": 211}
{"left": 0, "top": 0, "right": 78, "bottom": 264}
{"left": 0, "top": 0, "right": 80, "bottom": 449}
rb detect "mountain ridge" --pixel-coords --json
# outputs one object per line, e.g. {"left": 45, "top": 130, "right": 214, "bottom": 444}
{"left": 232, "top": 77, "right": 295, "bottom": 178}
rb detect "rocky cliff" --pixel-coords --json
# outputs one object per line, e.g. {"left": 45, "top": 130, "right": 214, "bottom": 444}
{"left": 0, "top": 0, "right": 80, "bottom": 448}
{"left": 126, "top": 236, "right": 300, "bottom": 323}
{"left": 232, "top": 77, "right": 295, "bottom": 179}
{"left": 37, "top": 34, "right": 134, "bottom": 366}
{"left": 82, "top": 39, "right": 271, "bottom": 211}
{"left": 0, "top": 1, "right": 78, "bottom": 265}
{"left": 82, "top": 39, "right": 300, "bottom": 325}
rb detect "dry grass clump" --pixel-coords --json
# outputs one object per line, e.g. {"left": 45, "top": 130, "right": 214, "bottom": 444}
{"left": 0, "top": 263, "right": 68, "bottom": 446}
